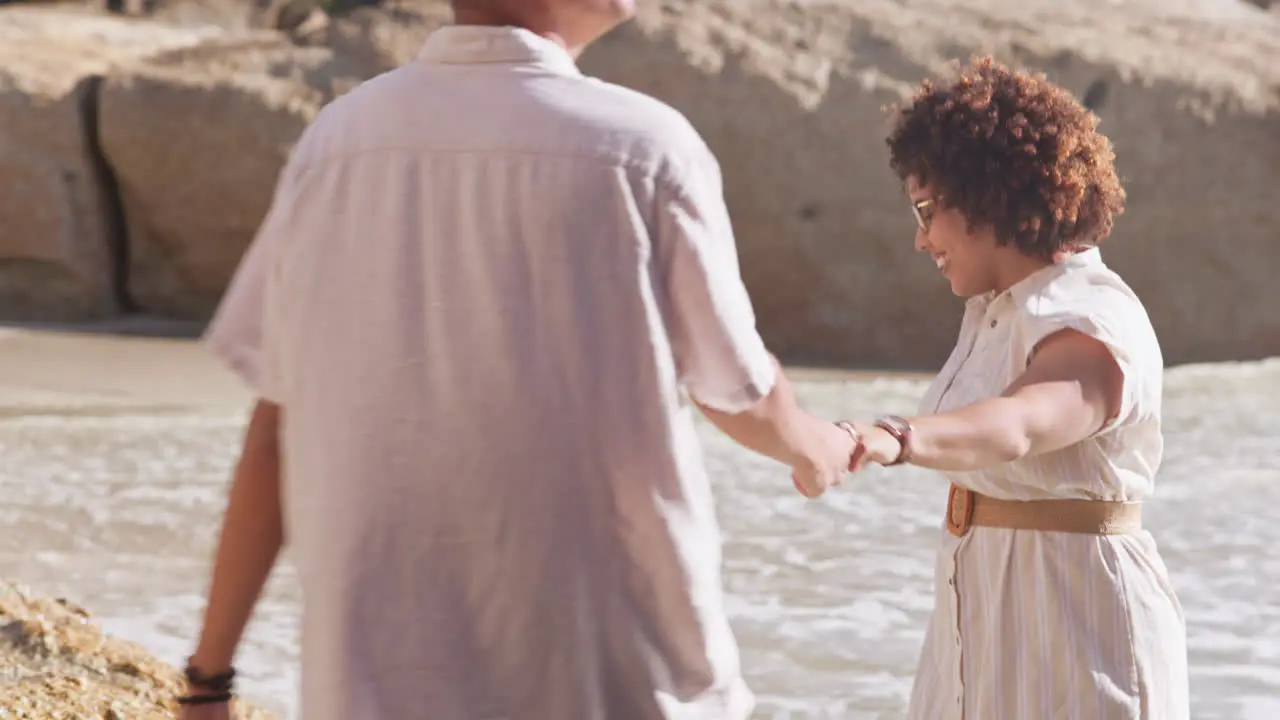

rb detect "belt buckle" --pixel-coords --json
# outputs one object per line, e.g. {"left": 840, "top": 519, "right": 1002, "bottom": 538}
{"left": 945, "top": 485, "right": 974, "bottom": 537}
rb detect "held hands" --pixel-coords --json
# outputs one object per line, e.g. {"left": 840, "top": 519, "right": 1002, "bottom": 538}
{"left": 847, "top": 422, "right": 904, "bottom": 471}
{"left": 790, "top": 419, "right": 909, "bottom": 498}
{"left": 789, "top": 420, "right": 860, "bottom": 499}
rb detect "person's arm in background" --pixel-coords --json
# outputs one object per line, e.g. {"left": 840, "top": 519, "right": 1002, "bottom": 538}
{"left": 855, "top": 327, "right": 1127, "bottom": 471}
{"left": 179, "top": 151, "right": 303, "bottom": 715}
{"left": 655, "top": 150, "right": 853, "bottom": 497}
{"left": 187, "top": 400, "right": 284, "bottom": 679}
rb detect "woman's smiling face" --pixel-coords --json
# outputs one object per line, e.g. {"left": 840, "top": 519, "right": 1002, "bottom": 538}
{"left": 907, "top": 175, "right": 1001, "bottom": 298}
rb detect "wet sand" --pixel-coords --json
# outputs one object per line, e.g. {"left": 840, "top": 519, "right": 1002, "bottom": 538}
{"left": 0, "top": 323, "right": 250, "bottom": 412}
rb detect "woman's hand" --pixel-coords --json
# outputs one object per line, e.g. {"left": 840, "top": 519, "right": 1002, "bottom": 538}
{"left": 849, "top": 422, "right": 902, "bottom": 470}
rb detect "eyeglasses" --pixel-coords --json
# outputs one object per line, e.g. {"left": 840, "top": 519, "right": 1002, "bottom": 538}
{"left": 911, "top": 198, "right": 936, "bottom": 233}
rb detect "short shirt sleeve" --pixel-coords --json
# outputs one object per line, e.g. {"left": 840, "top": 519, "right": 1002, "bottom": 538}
{"left": 1015, "top": 288, "right": 1146, "bottom": 433}
{"left": 202, "top": 158, "right": 303, "bottom": 403}
{"left": 655, "top": 150, "right": 776, "bottom": 414}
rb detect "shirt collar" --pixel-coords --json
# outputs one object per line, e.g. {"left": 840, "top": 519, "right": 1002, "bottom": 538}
{"left": 966, "top": 247, "right": 1104, "bottom": 310}
{"left": 417, "top": 25, "right": 582, "bottom": 77}
{"left": 1008, "top": 247, "right": 1102, "bottom": 305}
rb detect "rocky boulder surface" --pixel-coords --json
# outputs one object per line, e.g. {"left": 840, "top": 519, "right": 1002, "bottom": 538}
{"left": 0, "top": 579, "right": 278, "bottom": 719}
{"left": 98, "top": 34, "right": 369, "bottom": 316}
{"left": 0, "top": 0, "right": 1276, "bottom": 368}
{"left": 299, "top": 1, "right": 452, "bottom": 74}
{"left": 579, "top": 0, "right": 1280, "bottom": 368}
{"left": 0, "top": 6, "right": 216, "bottom": 321}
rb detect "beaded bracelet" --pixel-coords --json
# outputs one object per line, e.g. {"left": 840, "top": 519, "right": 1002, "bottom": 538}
{"left": 177, "top": 692, "right": 232, "bottom": 706}
{"left": 178, "top": 660, "right": 236, "bottom": 706}
{"left": 183, "top": 662, "right": 236, "bottom": 692}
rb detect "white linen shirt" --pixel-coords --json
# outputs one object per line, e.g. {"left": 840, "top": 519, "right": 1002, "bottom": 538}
{"left": 204, "top": 25, "right": 774, "bottom": 720}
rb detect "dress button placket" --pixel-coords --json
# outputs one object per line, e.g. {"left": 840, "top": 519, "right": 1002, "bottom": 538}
{"left": 947, "top": 538, "right": 962, "bottom": 712}
{"left": 949, "top": 547, "right": 965, "bottom": 719}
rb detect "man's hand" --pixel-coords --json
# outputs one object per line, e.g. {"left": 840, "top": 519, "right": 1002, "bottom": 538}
{"left": 790, "top": 420, "right": 858, "bottom": 498}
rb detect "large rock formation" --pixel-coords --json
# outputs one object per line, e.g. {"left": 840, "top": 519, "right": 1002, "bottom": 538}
{"left": 0, "top": 579, "right": 278, "bottom": 719}
{"left": 98, "top": 34, "right": 369, "bottom": 316}
{"left": 297, "top": 0, "right": 451, "bottom": 73}
{"left": 0, "top": 0, "right": 1276, "bottom": 367}
{"left": 0, "top": 2, "right": 424, "bottom": 320}
{"left": 91, "top": 0, "right": 445, "bottom": 316}
{"left": 0, "top": 6, "right": 216, "bottom": 321}
{"left": 578, "top": 0, "right": 1280, "bottom": 368}
{"left": 104, "top": 0, "right": 261, "bottom": 29}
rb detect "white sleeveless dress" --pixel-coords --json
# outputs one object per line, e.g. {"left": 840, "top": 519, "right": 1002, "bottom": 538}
{"left": 906, "top": 249, "right": 1190, "bottom": 720}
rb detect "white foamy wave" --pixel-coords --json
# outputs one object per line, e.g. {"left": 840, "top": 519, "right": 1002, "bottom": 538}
{"left": 2, "top": 361, "right": 1278, "bottom": 718}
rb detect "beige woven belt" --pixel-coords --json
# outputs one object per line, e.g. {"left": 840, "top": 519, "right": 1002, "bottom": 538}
{"left": 945, "top": 484, "right": 1142, "bottom": 536}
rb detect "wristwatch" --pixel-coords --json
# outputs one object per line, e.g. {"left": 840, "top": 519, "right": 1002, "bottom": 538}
{"left": 873, "top": 415, "right": 913, "bottom": 466}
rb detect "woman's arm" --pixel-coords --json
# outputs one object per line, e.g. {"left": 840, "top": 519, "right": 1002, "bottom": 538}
{"left": 856, "top": 328, "right": 1125, "bottom": 472}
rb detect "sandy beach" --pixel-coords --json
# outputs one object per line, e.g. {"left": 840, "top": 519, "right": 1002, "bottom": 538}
{"left": 0, "top": 322, "right": 249, "bottom": 413}
{"left": 0, "top": 320, "right": 930, "bottom": 409}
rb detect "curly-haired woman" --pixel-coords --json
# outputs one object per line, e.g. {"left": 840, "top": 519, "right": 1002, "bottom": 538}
{"left": 841, "top": 57, "right": 1189, "bottom": 718}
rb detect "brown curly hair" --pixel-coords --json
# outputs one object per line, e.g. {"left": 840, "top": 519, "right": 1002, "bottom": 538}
{"left": 886, "top": 56, "right": 1126, "bottom": 259}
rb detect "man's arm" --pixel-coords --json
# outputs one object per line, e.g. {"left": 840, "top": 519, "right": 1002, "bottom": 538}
{"left": 696, "top": 354, "right": 841, "bottom": 471}
{"left": 187, "top": 400, "right": 284, "bottom": 680}
{"left": 654, "top": 152, "right": 852, "bottom": 495}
